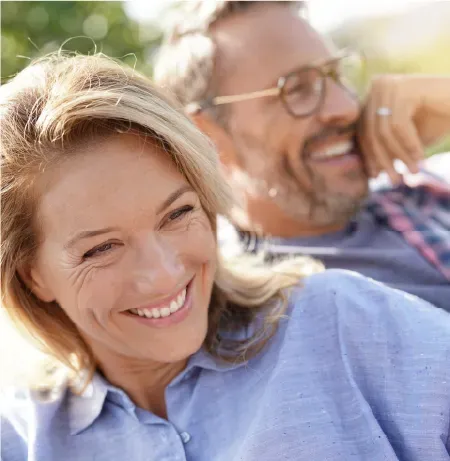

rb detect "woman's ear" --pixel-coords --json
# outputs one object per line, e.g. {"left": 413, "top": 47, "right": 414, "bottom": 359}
{"left": 189, "top": 111, "right": 242, "bottom": 169}
{"left": 18, "top": 264, "right": 55, "bottom": 303}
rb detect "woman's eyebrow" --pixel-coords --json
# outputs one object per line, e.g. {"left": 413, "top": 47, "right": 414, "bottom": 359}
{"left": 64, "top": 227, "right": 119, "bottom": 250}
{"left": 156, "top": 184, "right": 194, "bottom": 215}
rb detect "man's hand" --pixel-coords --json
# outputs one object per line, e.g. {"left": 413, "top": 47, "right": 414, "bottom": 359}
{"left": 358, "top": 75, "right": 450, "bottom": 184}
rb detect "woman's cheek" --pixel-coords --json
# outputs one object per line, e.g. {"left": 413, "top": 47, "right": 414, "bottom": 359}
{"left": 179, "top": 214, "right": 216, "bottom": 262}
{"left": 68, "top": 265, "right": 125, "bottom": 330}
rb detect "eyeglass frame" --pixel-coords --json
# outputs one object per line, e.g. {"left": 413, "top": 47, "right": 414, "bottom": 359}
{"left": 185, "top": 49, "right": 365, "bottom": 119}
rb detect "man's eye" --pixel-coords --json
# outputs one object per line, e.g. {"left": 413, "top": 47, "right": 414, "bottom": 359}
{"left": 83, "top": 242, "right": 115, "bottom": 259}
{"left": 167, "top": 205, "right": 194, "bottom": 222}
{"left": 287, "top": 83, "right": 310, "bottom": 95}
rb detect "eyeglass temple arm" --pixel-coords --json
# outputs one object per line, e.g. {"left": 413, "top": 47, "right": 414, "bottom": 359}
{"left": 212, "top": 87, "right": 281, "bottom": 106}
{"left": 185, "top": 87, "right": 281, "bottom": 113}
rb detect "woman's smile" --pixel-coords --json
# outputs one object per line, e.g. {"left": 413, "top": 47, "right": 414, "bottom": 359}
{"left": 122, "top": 276, "right": 195, "bottom": 328}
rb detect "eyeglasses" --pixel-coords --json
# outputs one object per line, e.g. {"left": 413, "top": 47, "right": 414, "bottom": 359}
{"left": 186, "top": 50, "right": 366, "bottom": 118}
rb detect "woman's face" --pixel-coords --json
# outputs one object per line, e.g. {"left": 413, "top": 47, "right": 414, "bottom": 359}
{"left": 29, "top": 133, "right": 217, "bottom": 363}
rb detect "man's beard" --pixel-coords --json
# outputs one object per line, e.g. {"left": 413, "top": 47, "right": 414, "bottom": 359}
{"left": 270, "top": 124, "right": 369, "bottom": 226}
{"left": 230, "top": 122, "right": 369, "bottom": 228}
{"left": 248, "top": 151, "right": 369, "bottom": 228}
{"left": 265, "top": 162, "right": 369, "bottom": 226}
{"left": 230, "top": 158, "right": 368, "bottom": 228}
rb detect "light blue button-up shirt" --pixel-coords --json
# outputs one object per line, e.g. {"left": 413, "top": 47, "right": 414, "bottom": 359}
{"left": 2, "top": 270, "right": 450, "bottom": 461}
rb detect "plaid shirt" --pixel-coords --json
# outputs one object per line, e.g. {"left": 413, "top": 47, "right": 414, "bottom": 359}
{"left": 368, "top": 172, "right": 450, "bottom": 281}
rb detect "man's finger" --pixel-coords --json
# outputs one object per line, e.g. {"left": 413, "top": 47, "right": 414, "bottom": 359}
{"left": 369, "top": 84, "right": 402, "bottom": 183}
{"left": 390, "top": 98, "right": 424, "bottom": 170}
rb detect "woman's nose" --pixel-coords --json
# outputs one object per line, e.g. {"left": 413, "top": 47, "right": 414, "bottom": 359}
{"left": 130, "top": 235, "right": 185, "bottom": 295}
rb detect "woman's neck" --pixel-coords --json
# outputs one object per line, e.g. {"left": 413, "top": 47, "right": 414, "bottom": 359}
{"left": 87, "top": 336, "right": 187, "bottom": 419}
{"left": 102, "top": 359, "right": 186, "bottom": 419}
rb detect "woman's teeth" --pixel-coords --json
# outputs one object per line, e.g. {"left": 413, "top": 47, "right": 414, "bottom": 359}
{"left": 129, "top": 287, "right": 187, "bottom": 319}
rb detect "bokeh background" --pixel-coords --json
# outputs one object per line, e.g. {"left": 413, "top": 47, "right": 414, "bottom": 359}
{"left": 1, "top": 0, "right": 450, "bottom": 382}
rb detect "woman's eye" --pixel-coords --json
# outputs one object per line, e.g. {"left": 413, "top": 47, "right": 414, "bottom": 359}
{"left": 83, "top": 242, "right": 115, "bottom": 259}
{"left": 167, "top": 205, "right": 194, "bottom": 223}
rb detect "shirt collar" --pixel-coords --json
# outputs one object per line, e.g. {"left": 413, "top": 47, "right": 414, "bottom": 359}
{"left": 187, "top": 346, "right": 247, "bottom": 373}
{"left": 68, "top": 373, "right": 109, "bottom": 435}
{"left": 67, "top": 346, "right": 247, "bottom": 435}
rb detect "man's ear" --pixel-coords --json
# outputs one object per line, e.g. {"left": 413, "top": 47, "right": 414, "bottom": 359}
{"left": 18, "top": 265, "right": 55, "bottom": 303}
{"left": 190, "top": 111, "right": 242, "bottom": 169}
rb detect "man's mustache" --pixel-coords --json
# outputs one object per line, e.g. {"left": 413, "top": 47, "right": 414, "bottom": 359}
{"left": 302, "top": 123, "right": 358, "bottom": 157}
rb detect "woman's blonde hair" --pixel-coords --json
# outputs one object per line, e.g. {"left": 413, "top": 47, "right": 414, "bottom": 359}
{"left": 1, "top": 53, "right": 322, "bottom": 389}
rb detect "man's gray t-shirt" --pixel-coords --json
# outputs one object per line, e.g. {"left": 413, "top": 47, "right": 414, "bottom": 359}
{"left": 236, "top": 211, "right": 449, "bottom": 312}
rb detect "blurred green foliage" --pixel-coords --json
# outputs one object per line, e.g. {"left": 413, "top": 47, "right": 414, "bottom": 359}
{"left": 1, "top": 1, "right": 161, "bottom": 81}
{"left": 427, "top": 136, "right": 450, "bottom": 157}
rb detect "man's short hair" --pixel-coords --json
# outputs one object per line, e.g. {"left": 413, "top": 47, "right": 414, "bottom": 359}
{"left": 154, "top": 1, "right": 305, "bottom": 125}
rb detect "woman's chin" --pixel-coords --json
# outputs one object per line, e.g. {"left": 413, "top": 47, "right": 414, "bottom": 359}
{"left": 126, "top": 324, "right": 208, "bottom": 364}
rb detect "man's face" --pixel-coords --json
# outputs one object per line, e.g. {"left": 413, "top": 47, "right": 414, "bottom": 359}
{"left": 212, "top": 4, "right": 369, "bottom": 228}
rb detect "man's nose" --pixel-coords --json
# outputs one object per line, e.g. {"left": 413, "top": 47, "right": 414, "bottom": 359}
{"left": 317, "top": 78, "right": 360, "bottom": 126}
{"left": 130, "top": 235, "right": 185, "bottom": 295}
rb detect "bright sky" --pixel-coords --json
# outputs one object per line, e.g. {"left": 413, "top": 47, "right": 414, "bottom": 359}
{"left": 124, "top": 0, "right": 435, "bottom": 32}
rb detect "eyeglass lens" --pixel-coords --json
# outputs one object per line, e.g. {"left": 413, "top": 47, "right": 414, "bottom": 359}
{"left": 281, "top": 54, "right": 365, "bottom": 117}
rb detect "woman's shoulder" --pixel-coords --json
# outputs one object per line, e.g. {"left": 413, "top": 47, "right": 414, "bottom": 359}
{"left": 292, "top": 268, "right": 448, "bottom": 316}
{"left": 280, "top": 269, "right": 450, "bottom": 402}
{"left": 288, "top": 269, "right": 450, "bottom": 348}
{"left": 272, "top": 270, "right": 450, "bottom": 448}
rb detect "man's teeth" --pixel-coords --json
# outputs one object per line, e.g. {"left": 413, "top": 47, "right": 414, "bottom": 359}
{"left": 311, "top": 140, "right": 354, "bottom": 160}
{"left": 129, "top": 288, "right": 187, "bottom": 319}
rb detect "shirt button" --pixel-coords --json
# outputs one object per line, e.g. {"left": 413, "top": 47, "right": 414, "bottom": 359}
{"left": 180, "top": 431, "right": 191, "bottom": 444}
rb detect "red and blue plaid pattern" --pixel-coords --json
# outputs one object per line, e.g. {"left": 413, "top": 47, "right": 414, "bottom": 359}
{"left": 368, "top": 173, "right": 450, "bottom": 281}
